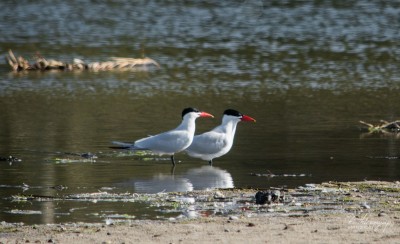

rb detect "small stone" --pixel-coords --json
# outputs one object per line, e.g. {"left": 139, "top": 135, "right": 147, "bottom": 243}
{"left": 247, "top": 223, "right": 255, "bottom": 227}
{"left": 284, "top": 223, "right": 298, "bottom": 230}
{"left": 255, "top": 191, "right": 268, "bottom": 204}
{"left": 224, "top": 229, "right": 230, "bottom": 232}
{"left": 255, "top": 190, "right": 276, "bottom": 204}
{"left": 272, "top": 190, "right": 281, "bottom": 201}
{"left": 283, "top": 224, "right": 292, "bottom": 230}
{"left": 214, "top": 191, "right": 225, "bottom": 199}
{"left": 378, "top": 212, "right": 387, "bottom": 217}
{"left": 361, "top": 203, "right": 370, "bottom": 209}
{"left": 228, "top": 216, "right": 239, "bottom": 221}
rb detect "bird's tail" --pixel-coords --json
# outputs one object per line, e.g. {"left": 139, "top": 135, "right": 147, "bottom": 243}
{"left": 110, "top": 141, "right": 134, "bottom": 149}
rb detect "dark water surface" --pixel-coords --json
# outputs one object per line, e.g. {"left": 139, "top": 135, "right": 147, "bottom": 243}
{"left": 0, "top": 1, "right": 400, "bottom": 224}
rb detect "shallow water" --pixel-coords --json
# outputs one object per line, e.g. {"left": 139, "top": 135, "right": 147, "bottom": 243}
{"left": 0, "top": 1, "right": 400, "bottom": 224}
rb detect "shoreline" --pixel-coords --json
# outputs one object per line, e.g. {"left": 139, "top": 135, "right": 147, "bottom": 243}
{"left": 1, "top": 181, "right": 399, "bottom": 243}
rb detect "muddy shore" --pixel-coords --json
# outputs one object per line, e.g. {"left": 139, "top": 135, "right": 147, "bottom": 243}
{"left": 1, "top": 181, "right": 399, "bottom": 243}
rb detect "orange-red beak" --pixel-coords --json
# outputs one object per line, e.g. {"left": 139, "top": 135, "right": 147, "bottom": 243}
{"left": 241, "top": 115, "right": 256, "bottom": 122}
{"left": 200, "top": 112, "right": 214, "bottom": 118}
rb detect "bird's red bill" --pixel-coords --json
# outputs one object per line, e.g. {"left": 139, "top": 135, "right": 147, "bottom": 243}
{"left": 241, "top": 115, "right": 256, "bottom": 122}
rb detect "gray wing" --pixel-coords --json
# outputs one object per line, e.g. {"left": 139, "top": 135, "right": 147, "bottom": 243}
{"left": 187, "top": 131, "right": 228, "bottom": 155}
{"left": 135, "top": 130, "right": 191, "bottom": 153}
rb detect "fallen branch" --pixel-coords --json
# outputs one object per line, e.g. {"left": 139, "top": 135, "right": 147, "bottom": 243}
{"left": 5, "top": 49, "right": 160, "bottom": 72}
{"left": 359, "top": 120, "right": 400, "bottom": 133}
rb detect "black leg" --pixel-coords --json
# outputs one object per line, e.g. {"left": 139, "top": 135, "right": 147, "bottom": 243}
{"left": 171, "top": 155, "right": 176, "bottom": 166}
{"left": 170, "top": 165, "right": 176, "bottom": 175}
{"left": 208, "top": 160, "right": 213, "bottom": 166}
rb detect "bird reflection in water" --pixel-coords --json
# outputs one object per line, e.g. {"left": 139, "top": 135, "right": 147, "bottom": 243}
{"left": 127, "top": 166, "right": 234, "bottom": 193}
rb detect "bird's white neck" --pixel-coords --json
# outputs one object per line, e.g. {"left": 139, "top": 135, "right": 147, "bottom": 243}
{"left": 176, "top": 114, "right": 197, "bottom": 134}
{"left": 220, "top": 117, "right": 240, "bottom": 139}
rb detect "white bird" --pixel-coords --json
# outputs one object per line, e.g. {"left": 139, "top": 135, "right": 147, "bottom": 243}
{"left": 185, "top": 109, "right": 256, "bottom": 165}
{"left": 111, "top": 107, "right": 214, "bottom": 166}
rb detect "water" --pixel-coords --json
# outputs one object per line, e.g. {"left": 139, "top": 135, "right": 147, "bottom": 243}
{"left": 1, "top": 0, "right": 400, "bottom": 224}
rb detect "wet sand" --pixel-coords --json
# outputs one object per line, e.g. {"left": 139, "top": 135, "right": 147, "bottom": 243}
{"left": 1, "top": 181, "right": 399, "bottom": 244}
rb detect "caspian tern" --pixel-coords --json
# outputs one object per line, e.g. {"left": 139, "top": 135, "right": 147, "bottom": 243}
{"left": 111, "top": 107, "right": 214, "bottom": 166}
{"left": 185, "top": 109, "right": 256, "bottom": 166}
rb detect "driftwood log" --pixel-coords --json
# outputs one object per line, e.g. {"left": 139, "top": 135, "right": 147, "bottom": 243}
{"left": 359, "top": 120, "right": 400, "bottom": 133}
{"left": 5, "top": 50, "right": 160, "bottom": 72}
